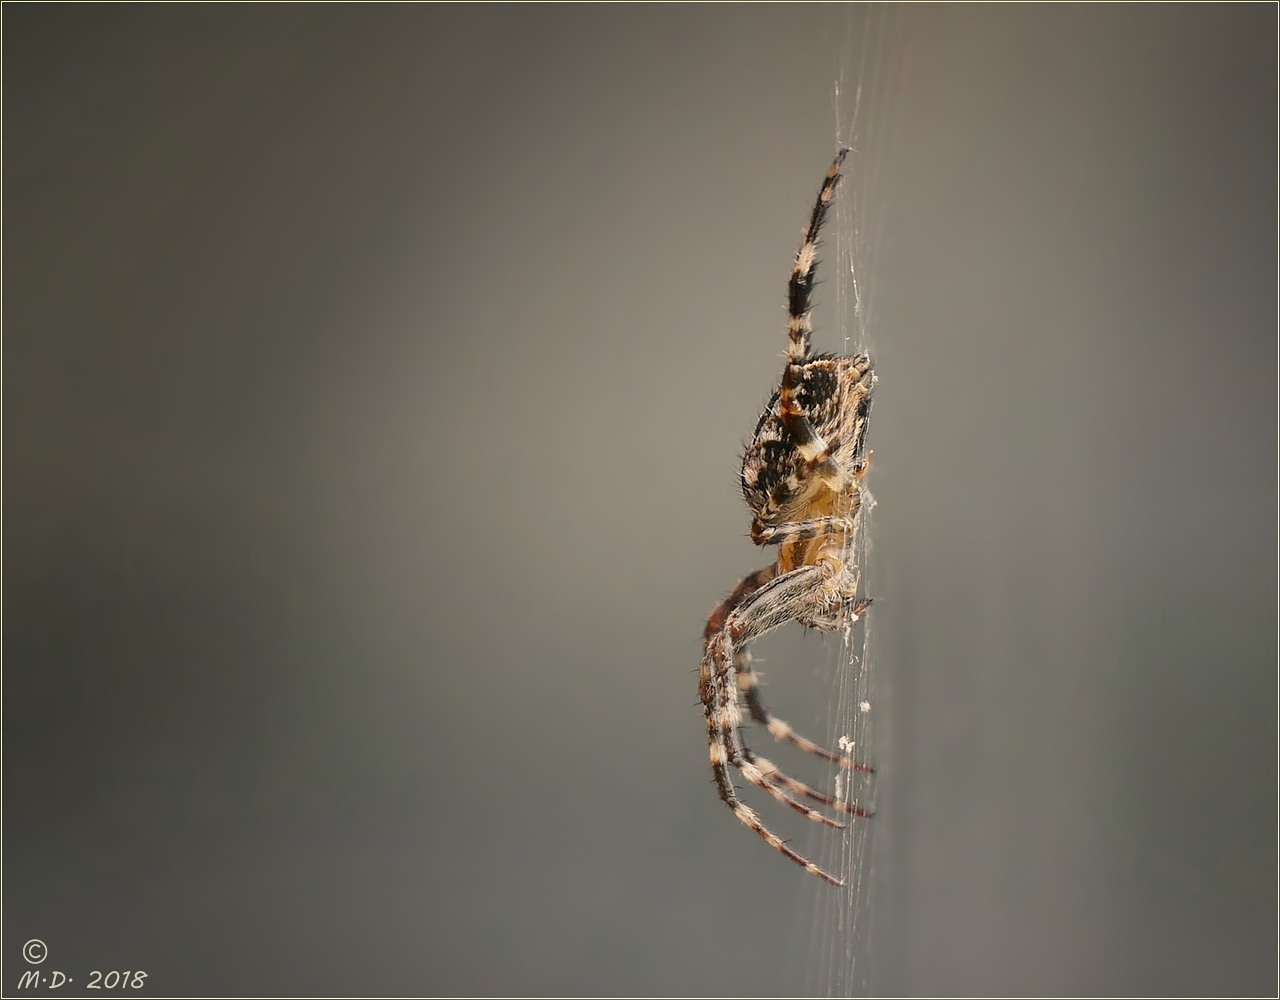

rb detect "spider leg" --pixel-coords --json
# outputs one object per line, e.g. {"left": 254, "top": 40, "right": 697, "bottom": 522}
{"left": 785, "top": 148, "right": 848, "bottom": 364}
{"left": 703, "top": 562, "right": 872, "bottom": 885}
{"left": 744, "top": 748, "right": 872, "bottom": 818}
{"left": 778, "top": 149, "right": 851, "bottom": 487}
{"left": 722, "top": 561, "right": 840, "bottom": 646}
{"left": 752, "top": 503, "right": 872, "bottom": 621}
{"left": 703, "top": 634, "right": 845, "bottom": 830}
{"left": 701, "top": 629, "right": 845, "bottom": 886}
{"left": 733, "top": 541, "right": 873, "bottom": 638}
{"left": 703, "top": 564, "right": 775, "bottom": 642}
{"left": 727, "top": 568, "right": 875, "bottom": 774}
{"left": 750, "top": 511, "right": 859, "bottom": 546}
{"left": 734, "top": 647, "right": 875, "bottom": 776}
{"left": 705, "top": 564, "right": 855, "bottom": 821}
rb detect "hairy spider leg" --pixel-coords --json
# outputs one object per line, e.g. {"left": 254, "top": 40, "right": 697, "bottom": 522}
{"left": 701, "top": 567, "right": 854, "bottom": 831}
{"left": 785, "top": 147, "right": 848, "bottom": 364}
{"left": 701, "top": 642, "right": 844, "bottom": 887}
{"left": 751, "top": 511, "right": 859, "bottom": 546}
{"left": 780, "top": 148, "right": 852, "bottom": 492}
{"left": 702, "top": 562, "right": 873, "bottom": 886}
{"left": 734, "top": 646, "right": 875, "bottom": 780}
{"left": 702, "top": 633, "right": 845, "bottom": 831}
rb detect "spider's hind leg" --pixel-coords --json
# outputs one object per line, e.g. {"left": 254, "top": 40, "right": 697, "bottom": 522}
{"left": 701, "top": 630, "right": 847, "bottom": 886}
{"left": 734, "top": 645, "right": 876, "bottom": 777}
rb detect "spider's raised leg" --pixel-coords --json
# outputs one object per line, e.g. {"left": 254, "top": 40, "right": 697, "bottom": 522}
{"left": 778, "top": 149, "right": 854, "bottom": 490}
{"left": 784, "top": 148, "right": 848, "bottom": 365}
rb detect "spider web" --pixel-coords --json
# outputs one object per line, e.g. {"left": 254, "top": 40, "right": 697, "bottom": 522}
{"left": 802, "top": 6, "right": 906, "bottom": 997}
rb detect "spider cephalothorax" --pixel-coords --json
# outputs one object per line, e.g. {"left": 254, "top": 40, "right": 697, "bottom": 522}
{"left": 700, "top": 149, "right": 875, "bottom": 886}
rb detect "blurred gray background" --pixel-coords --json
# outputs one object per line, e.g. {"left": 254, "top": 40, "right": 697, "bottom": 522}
{"left": 4, "top": 4, "right": 1275, "bottom": 996}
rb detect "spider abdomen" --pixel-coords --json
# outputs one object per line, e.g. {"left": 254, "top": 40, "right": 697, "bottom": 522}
{"left": 740, "top": 353, "right": 874, "bottom": 525}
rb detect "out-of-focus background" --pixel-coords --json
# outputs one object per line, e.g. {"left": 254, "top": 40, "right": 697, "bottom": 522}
{"left": 4, "top": 5, "right": 1275, "bottom": 996}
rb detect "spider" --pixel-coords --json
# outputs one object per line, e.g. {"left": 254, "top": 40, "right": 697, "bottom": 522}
{"left": 700, "top": 149, "right": 875, "bottom": 887}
